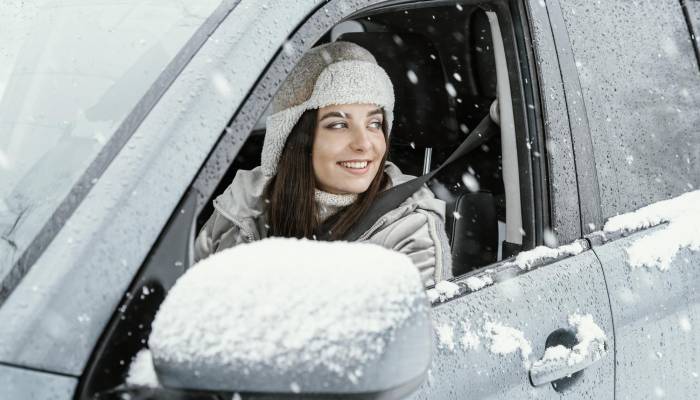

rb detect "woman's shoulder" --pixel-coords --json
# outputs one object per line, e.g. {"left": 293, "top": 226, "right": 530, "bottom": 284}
{"left": 383, "top": 162, "right": 446, "bottom": 219}
{"left": 383, "top": 161, "right": 415, "bottom": 186}
{"left": 213, "top": 166, "right": 270, "bottom": 221}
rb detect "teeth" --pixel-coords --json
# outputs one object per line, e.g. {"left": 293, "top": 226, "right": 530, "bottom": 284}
{"left": 340, "top": 161, "right": 368, "bottom": 169}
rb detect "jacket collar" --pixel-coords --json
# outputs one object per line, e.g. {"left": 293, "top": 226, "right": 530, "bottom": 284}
{"left": 212, "top": 161, "right": 445, "bottom": 235}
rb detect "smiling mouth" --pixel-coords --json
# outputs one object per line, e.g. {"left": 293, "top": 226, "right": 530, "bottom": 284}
{"left": 338, "top": 160, "right": 370, "bottom": 169}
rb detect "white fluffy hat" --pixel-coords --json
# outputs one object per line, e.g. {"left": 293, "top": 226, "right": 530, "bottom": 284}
{"left": 261, "top": 41, "right": 395, "bottom": 176}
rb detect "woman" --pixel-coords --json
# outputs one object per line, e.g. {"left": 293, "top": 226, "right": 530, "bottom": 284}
{"left": 195, "top": 41, "right": 452, "bottom": 285}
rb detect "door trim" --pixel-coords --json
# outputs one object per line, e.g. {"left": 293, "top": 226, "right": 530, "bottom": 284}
{"left": 543, "top": 0, "right": 603, "bottom": 235}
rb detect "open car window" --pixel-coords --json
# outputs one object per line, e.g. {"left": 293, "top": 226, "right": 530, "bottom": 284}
{"left": 198, "top": 2, "right": 541, "bottom": 279}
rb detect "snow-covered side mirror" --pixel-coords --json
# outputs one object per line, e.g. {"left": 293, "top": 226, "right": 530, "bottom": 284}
{"left": 148, "top": 238, "right": 432, "bottom": 398}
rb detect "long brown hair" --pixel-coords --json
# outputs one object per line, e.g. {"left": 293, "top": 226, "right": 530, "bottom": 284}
{"left": 265, "top": 108, "right": 390, "bottom": 240}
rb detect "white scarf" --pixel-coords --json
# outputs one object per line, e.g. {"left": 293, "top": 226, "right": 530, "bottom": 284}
{"left": 314, "top": 189, "right": 358, "bottom": 222}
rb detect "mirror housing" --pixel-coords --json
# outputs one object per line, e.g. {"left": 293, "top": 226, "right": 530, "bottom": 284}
{"left": 149, "top": 238, "right": 432, "bottom": 398}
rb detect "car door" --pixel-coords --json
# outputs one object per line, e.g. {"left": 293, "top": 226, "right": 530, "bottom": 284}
{"left": 552, "top": 0, "right": 700, "bottom": 398}
{"left": 404, "top": 0, "right": 616, "bottom": 398}
{"left": 411, "top": 245, "right": 614, "bottom": 399}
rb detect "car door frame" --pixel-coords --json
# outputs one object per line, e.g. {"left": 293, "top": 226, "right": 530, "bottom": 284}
{"left": 534, "top": 0, "right": 604, "bottom": 235}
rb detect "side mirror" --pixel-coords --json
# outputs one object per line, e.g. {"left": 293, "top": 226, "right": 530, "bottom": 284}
{"left": 148, "top": 238, "right": 432, "bottom": 399}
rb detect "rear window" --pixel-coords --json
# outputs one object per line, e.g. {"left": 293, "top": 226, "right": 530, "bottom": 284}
{"left": 0, "top": 0, "right": 221, "bottom": 277}
{"left": 558, "top": 0, "right": 700, "bottom": 218}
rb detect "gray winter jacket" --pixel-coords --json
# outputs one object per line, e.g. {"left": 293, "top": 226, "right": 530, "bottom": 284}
{"left": 194, "top": 162, "right": 453, "bottom": 285}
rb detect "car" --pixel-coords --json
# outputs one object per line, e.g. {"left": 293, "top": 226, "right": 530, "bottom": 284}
{"left": 1, "top": 0, "right": 699, "bottom": 398}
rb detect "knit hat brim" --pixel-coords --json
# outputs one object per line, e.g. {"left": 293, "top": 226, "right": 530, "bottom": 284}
{"left": 261, "top": 60, "right": 394, "bottom": 177}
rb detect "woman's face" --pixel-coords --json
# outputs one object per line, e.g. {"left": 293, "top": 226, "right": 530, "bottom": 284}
{"left": 312, "top": 103, "right": 387, "bottom": 194}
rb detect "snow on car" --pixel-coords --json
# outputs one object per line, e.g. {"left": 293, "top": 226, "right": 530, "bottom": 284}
{"left": 148, "top": 238, "right": 432, "bottom": 394}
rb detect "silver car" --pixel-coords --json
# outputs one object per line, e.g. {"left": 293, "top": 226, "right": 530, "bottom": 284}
{"left": 1, "top": 0, "right": 699, "bottom": 399}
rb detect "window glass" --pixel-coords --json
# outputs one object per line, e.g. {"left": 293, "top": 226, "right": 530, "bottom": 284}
{"left": 558, "top": 0, "right": 700, "bottom": 218}
{"left": 0, "top": 0, "right": 221, "bottom": 273}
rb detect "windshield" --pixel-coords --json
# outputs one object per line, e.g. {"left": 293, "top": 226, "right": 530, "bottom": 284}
{"left": 0, "top": 0, "right": 221, "bottom": 276}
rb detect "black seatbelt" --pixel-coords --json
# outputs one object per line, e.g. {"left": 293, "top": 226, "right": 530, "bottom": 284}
{"left": 331, "top": 114, "right": 497, "bottom": 242}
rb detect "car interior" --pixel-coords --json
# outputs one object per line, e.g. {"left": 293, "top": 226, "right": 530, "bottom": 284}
{"left": 198, "top": 3, "right": 515, "bottom": 278}
{"left": 78, "top": 3, "right": 533, "bottom": 398}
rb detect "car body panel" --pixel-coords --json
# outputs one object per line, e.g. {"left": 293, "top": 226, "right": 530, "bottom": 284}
{"left": 0, "top": 0, "right": 697, "bottom": 399}
{"left": 0, "top": 0, "right": 322, "bottom": 375}
{"left": 411, "top": 249, "right": 615, "bottom": 399}
{"left": 593, "top": 225, "right": 700, "bottom": 399}
{"left": 0, "top": 364, "right": 77, "bottom": 399}
{"left": 556, "top": 0, "right": 700, "bottom": 219}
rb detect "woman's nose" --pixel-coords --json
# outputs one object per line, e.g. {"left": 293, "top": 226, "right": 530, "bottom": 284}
{"left": 349, "top": 126, "right": 372, "bottom": 151}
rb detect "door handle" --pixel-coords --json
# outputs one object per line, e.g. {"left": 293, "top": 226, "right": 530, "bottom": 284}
{"left": 529, "top": 337, "right": 607, "bottom": 387}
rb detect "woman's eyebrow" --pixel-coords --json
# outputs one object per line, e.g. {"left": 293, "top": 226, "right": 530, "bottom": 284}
{"left": 367, "top": 108, "right": 383, "bottom": 117}
{"left": 319, "top": 111, "right": 348, "bottom": 121}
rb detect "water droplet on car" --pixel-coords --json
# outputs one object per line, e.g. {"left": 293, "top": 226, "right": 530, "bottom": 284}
{"left": 282, "top": 41, "right": 294, "bottom": 56}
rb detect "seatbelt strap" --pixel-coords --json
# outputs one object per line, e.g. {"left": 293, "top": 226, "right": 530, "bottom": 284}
{"left": 335, "top": 114, "right": 497, "bottom": 242}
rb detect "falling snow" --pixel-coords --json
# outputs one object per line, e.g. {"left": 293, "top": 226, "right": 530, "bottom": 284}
{"left": 461, "top": 173, "right": 480, "bottom": 192}
{"left": 407, "top": 69, "right": 418, "bottom": 84}
{"left": 445, "top": 83, "right": 457, "bottom": 97}
{"left": 543, "top": 228, "right": 559, "bottom": 247}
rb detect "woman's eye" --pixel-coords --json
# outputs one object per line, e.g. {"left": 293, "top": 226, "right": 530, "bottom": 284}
{"left": 369, "top": 121, "right": 383, "bottom": 129}
{"left": 327, "top": 122, "right": 347, "bottom": 129}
